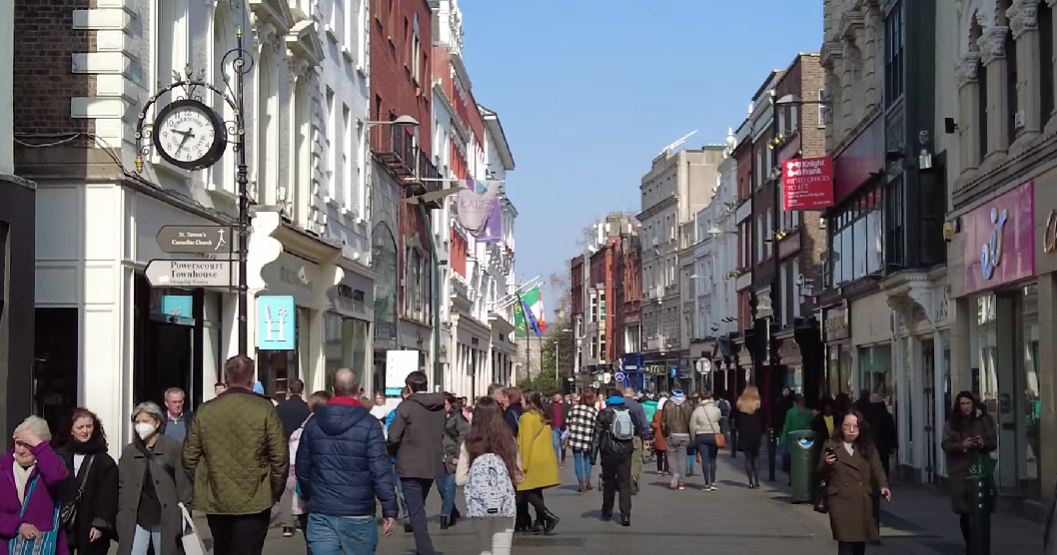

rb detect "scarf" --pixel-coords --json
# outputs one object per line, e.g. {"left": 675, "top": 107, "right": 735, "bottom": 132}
{"left": 13, "top": 461, "right": 35, "bottom": 505}
{"left": 68, "top": 432, "right": 108, "bottom": 455}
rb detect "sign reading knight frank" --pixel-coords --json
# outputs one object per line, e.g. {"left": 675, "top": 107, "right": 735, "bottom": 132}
{"left": 782, "top": 156, "right": 835, "bottom": 211}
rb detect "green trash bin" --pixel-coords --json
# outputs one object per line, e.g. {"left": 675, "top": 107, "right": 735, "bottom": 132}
{"left": 788, "top": 430, "right": 821, "bottom": 503}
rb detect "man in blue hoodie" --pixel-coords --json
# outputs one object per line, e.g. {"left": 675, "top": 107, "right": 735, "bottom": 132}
{"left": 296, "top": 369, "right": 398, "bottom": 555}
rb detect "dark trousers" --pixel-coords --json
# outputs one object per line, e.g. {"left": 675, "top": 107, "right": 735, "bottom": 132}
{"left": 206, "top": 509, "right": 270, "bottom": 555}
{"left": 837, "top": 541, "right": 866, "bottom": 555}
{"left": 655, "top": 450, "right": 668, "bottom": 473}
{"left": 600, "top": 454, "right": 632, "bottom": 517}
{"left": 872, "top": 451, "right": 891, "bottom": 532}
{"left": 401, "top": 477, "right": 437, "bottom": 555}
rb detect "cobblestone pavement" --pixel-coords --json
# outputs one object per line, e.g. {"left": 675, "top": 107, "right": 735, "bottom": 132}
{"left": 224, "top": 447, "right": 1040, "bottom": 555}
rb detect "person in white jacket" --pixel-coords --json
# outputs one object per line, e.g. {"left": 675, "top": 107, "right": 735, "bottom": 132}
{"left": 689, "top": 391, "right": 724, "bottom": 491}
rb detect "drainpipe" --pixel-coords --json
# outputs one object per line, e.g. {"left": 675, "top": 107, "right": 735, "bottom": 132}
{"left": 418, "top": 202, "right": 442, "bottom": 390}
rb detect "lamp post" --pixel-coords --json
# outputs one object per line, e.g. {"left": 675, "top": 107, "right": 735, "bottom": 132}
{"left": 765, "top": 91, "right": 829, "bottom": 481}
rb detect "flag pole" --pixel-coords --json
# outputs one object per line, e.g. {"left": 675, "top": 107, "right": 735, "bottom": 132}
{"left": 516, "top": 291, "right": 531, "bottom": 380}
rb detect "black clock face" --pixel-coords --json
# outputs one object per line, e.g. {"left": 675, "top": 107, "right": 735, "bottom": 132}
{"left": 152, "top": 99, "right": 228, "bottom": 170}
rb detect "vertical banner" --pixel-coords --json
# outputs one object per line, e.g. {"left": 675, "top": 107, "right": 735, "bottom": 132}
{"left": 477, "top": 198, "right": 504, "bottom": 243}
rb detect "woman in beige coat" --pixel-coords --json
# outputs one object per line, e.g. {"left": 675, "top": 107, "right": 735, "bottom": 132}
{"left": 940, "top": 391, "right": 997, "bottom": 553}
{"left": 818, "top": 411, "right": 891, "bottom": 555}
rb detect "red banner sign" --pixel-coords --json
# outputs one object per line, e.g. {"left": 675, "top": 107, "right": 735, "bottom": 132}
{"left": 782, "top": 156, "right": 835, "bottom": 210}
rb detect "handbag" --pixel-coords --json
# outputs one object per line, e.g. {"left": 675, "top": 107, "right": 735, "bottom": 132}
{"left": 178, "top": 503, "right": 207, "bottom": 555}
{"left": 714, "top": 433, "right": 727, "bottom": 449}
{"left": 9, "top": 476, "right": 61, "bottom": 555}
{"left": 59, "top": 454, "right": 94, "bottom": 529}
{"left": 812, "top": 479, "right": 829, "bottom": 514}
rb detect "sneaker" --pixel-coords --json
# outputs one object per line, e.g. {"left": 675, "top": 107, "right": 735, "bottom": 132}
{"left": 709, "top": 484, "right": 718, "bottom": 492}
{"left": 282, "top": 527, "right": 294, "bottom": 538}
{"left": 702, "top": 484, "right": 711, "bottom": 492}
{"left": 678, "top": 482, "right": 686, "bottom": 490}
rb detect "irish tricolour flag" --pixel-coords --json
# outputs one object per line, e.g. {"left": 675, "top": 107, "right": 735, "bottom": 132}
{"left": 515, "top": 286, "right": 547, "bottom": 338}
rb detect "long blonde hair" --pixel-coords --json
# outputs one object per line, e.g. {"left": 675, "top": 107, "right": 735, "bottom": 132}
{"left": 737, "top": 386, "right": 761, "bottom": 414}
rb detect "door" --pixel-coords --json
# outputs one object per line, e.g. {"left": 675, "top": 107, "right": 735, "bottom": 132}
{"left": 922, "top": 339, "right": 936, "bottom": 484}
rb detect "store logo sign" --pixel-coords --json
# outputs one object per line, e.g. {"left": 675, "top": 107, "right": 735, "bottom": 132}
{"left": 257, "top": 295, "right": 296, "bottom": 351}
{"left": 980, "top": 207, "right": 1008, "bottom": 280}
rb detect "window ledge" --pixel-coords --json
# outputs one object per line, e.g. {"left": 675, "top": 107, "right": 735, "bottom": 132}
{"left": 325, "top": 25, "right": 338, "bottom": 43}
{"left": 356, "top": 64, "right": 368, "bottom": 78}
{"left": 341, "top": 46, "right": 354, "bottom": 63}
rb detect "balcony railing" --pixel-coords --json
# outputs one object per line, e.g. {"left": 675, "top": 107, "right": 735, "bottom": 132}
{"left": 405, "top": 149, "right": 443, "bottom": 208}
{"left": 369, "top": 124, "right": 415, "bottom": 175}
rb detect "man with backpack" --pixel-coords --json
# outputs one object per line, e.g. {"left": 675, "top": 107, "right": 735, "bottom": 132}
{"left": 591, "top": 389, "right": 642, "bottom": 527}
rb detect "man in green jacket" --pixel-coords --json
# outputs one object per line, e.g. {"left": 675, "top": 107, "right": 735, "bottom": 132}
{"left": 780, "top": 394, "right": 815, "bottom": 448}
{"left": 184, "top": 355, "right": 288, "bottom": 555}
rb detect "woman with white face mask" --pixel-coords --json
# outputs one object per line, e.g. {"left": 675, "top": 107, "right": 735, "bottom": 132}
{"left": 115, "top": 402, "right": 193, "bottom": 555}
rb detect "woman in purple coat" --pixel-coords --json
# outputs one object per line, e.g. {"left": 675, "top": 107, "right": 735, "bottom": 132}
{"left": 0, "top": 416, "right": 69, "bottom": 555}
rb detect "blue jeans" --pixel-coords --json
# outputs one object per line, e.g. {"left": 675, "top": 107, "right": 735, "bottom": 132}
{"left": 572, "top": 449, "right": 593, "bottom": 483}
{"left": 129, "top": 525, "right": 162, "bottom": 555}
{"left": 306, "top": 513, "right": 378, "bottom": 555}
{"left": 395, "top": 476, "right": 409, "bottom": 524}
{"left": 687, "top": 443, "right": 696, "bottom": 474}
{"left": 552, "top": 429, "right": 562, "bottom": 462}
{"left": 695, "top": 434, "right": 719, "bottom": 485}
{"left": 436, "top": 474, "right": 457, "bottom": 517}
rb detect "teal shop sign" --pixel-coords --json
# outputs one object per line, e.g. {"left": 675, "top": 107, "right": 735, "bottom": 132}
{"left": 161, "top": 295, "right": 193, "bottom": 325}
{"left": 257, "top": 295, "right": 296, "bottom": 351}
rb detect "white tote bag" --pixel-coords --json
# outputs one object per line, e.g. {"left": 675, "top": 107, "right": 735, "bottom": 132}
{"left": 179, "top": 503, "right": 208, "bottom": 555}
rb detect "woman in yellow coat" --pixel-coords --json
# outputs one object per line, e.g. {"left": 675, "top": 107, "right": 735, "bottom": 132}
{"left": 517, "top": 390, "right": 561, "bottom": 535}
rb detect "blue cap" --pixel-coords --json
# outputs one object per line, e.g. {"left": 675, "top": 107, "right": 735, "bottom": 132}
{"left": 253, "top": 382, "right": 265, "bottom": 395}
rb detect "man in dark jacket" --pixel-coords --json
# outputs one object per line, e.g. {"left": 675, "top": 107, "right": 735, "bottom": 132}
{"left": 296, "top": 369, "right": 397, "bottom": 553}
{"left": 276, "top": 379, "right": 311, "bottom": 439}
{"left": 161, "top": 387, "right": 195, "bottom": 443}
{"left": 622, "top": 387, "right": 650, "bottom": 494}
{"left": 591, "top": 390, "right": 641, "bottom": 527}
{"left": 387, "top": 371, "right": 446, "bottom": 555}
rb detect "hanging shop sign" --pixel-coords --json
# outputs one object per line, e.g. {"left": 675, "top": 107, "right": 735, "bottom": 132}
{"left": 145, "top": 259, "right": 232, "bottom": 288}
{"left": 257, "top": 295, "right": 296, "bottom": 351}
{"left": 964, "top": 181, "right": 1035, "bottom": 294}
{"left": 782, "top": 156, "right": 834, "bottom": 210}
{"left": 824, "top": 306, "right": 849, "bottom": 342}
{"left": 156, "top": 225, "right": 233, "bottom": 254}
{"left": 1044, "top": 209, "right": 1057, "bottom": 254}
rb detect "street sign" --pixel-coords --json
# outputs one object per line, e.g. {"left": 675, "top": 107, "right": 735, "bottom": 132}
{"left": 145, "top": 259, "right": 232, "bottom": 287}
{"left": 156, "top": 225, "right": 232, "bottom": 254}
{"left": 257, "top": 295, "right": 296, "bottom": 351}
{"left": 614, "top": 372, "right": 626, "bottom": 382}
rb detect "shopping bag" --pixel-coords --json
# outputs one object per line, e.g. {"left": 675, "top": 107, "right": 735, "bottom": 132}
{"left": 969, "top": 451, "right": 997, "bottom": 477}
{"left": 179, "top": 503, "right": 208, "bottom": 555}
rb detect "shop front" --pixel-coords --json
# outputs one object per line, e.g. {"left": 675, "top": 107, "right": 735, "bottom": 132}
{"left": 325, "top": 265, "right": 374, "bottom": 393}
{"left": 951, "top": 180, "right": 1040, "bottom": 502}
{"left": 489, "top": 313, "right": 518, "bottom": 394}
{"left": 823, "top": 304, "right": 851, "bottom": 398}
{"left": 882, "top": 268, "right": 951, "bottom": 484}
{"left": 259, "top": 251, "right": 336, "bottom": 397}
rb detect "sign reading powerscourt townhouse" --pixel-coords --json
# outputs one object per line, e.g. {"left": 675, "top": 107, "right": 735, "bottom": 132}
{"left": 145, "top": 260, "right": 232, "bottom": 287}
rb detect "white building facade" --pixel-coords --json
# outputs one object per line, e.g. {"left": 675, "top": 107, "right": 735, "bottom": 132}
{"left": 430, "top": 0, "right": 517, "bottom": 399}
{"left": 25, "top": 0, "right": 365, "bottom": 453}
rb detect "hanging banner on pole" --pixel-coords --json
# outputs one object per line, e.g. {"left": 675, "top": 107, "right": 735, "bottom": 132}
{"left": 475, "top": 197, "right": 504, "bottom": 243}
{"left": 455, "top": 180, "right": 500, "bottom": 234}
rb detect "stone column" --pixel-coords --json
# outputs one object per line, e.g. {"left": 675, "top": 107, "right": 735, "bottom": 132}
{"left": 1037, "top": 275, "right": 1057, "bottom": 504}
{"left": 1010, "top": 0, "right": 1041, "bottom": 150}
{"left": 955, "top": 53, "right": 982, "bottom": 173}
{"left": 840, "top": 38, "right": 859, "bottom": 138}
{"left": 1047, "top": 0, "right": 1057, "bottom": 135}
{"left": 979, "top": 26, "right": 1010, "bottom": 160}
{"left": 860, "top": 2, "right": 883, "bottom": 111}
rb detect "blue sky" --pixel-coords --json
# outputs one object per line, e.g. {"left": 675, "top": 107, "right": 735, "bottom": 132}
{"left": 459, "top": 0, "right": 824, "bottom": 321}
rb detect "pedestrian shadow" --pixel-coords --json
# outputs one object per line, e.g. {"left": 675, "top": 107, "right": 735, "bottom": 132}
{"left": 718, "top": 479, "right": 750, "bottom": 488}
{"left": 580, "top": 509, "right": 616, "bottom": 522}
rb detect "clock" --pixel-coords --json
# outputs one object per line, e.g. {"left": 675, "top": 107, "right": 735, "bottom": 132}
{"left": 152, "top": 99, "right": 228, "bottom": 171}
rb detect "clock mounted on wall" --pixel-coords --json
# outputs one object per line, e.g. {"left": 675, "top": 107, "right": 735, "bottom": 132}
{"left": 151, "top": 99, "right": 228, "bottom": 171}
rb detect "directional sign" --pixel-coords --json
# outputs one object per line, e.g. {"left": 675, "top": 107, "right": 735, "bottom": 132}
{"left": 156, "top": 225, "right": 232, "bottom": 254}
{"left": 145, "top": 259, "right": 232, "bottom": 287}
{"left": 614, "top": 372, "right": 626, "bottom": 383}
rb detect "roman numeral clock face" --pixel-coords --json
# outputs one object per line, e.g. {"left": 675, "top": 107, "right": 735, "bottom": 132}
{"left": 152, "top": 99, "right": 228, "bottom": 171}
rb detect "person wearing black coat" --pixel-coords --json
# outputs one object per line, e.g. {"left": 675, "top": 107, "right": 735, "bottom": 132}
{"left": 591, "top": 392, "right": 641, "bottom": 527}
{"left": 504, "top": 388, "right": 524, "bottom": 437}
{"left": 276, "top": 379, "right": 311, "bottom": 439}
{"left": 55, "top": 408, "right": 119, "bottom": 555}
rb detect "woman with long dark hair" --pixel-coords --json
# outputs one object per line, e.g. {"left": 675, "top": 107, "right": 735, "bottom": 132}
{"left": 516, "top": 391, "right": 560, "bottom": 535}
{"left": 818, "top": 411, "right": 891, "bottom": 555}
{"left": 457, "top": 397, "right": 523, "bottom": 555}
{"left": 53, "top": 408, "right": 119, "bottom": 555}
{"left": 941, "top": 391, "right": 997, "bottom": 552}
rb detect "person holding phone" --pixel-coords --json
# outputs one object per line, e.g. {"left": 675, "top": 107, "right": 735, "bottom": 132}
{"left": 818, "top": 411, "right": 891, "bottom": 555}
{"left": 941, "top": 391, "right": 997, "bottom": 553}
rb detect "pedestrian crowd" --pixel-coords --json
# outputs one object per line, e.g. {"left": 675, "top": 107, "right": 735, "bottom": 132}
{"left": 0, "top": 354, "right": 1004, "bottom": 555}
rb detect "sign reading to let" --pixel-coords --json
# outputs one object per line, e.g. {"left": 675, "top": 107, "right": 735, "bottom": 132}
{"left": 782, "top": 156, "right": 835, "bottom": 211}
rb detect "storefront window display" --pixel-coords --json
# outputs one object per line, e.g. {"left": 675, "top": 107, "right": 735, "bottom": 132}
{"left": 974, "top": 295, "right": 999, "bottom": 413}
{"left": 324, "top": 314, "right": 369, "bottom": 392}
{"left": 859, "top": 345, "right": 893, "bottom": 404}
{"left": 826, "top": 345, "right": 853, "bottom": 398}
{"left": 1017, "top": 285, "right": 1040, "bottom": 494}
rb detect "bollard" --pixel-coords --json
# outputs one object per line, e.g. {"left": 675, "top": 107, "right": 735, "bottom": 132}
{"left": 966, "top": 474, "right": 993, "bottom": 555}
{"left": 767, "top": 428, "right": 776, "bottom": 481}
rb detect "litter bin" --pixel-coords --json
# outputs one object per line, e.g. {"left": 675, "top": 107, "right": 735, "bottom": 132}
{"left": 788, "top": 430, "right": 821, "bottom": 503}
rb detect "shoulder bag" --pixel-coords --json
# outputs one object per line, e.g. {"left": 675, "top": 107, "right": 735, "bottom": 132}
{"left": 60, "top": 454, "right": 95, "bottom": 529}
{"left": 10, "top": 476, "right": 61, "bottom": 555}
{"left": 812, "top": 478, "right": 829, "bottom": 514}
